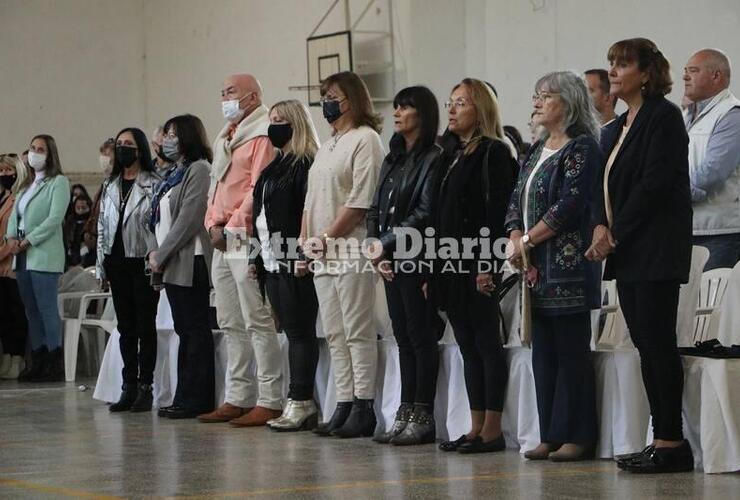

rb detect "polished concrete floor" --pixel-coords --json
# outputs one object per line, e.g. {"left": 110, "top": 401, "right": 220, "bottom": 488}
{"left": 0, "top": 380, "right": 736, "bottom": 499}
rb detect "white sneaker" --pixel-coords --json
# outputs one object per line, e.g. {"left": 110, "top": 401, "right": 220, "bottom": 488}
{"left": 0, "top": 356, "right": 25, "bottom": 379}
{"left": 0, "top": 354, "right": 11, "bottom": 377}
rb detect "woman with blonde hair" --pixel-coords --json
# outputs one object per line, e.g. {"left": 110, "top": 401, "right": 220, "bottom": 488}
{"left": 0, "top": 154, "right": 30, "bottom": 379}
{"left": 434, "top": 78, "right": 518, "bottom": 454}
{"left": 5, "top": 135, "right": 70, "bottom": 382}
{"left": 248, "top": 99, "right": 322, "bottom": 431}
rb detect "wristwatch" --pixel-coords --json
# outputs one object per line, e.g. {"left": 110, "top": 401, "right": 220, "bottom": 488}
{"left": 522, "top": 234, "right": 535, "bottom": 249}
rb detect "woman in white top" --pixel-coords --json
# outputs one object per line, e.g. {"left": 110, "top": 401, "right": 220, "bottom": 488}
{"left": 505, "top": 71, "right": 603, "bottom": 461}
{"left": 148, "top": 114, "right": 214, "bottom": 420}
{"left": 302, "top": 71, "right": 385, "bottom": 438}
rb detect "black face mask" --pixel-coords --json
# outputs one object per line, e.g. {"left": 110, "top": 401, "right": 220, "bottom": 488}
{"left": 322, "top": 100, "right": 344, "bottom": 124}
{"left": 0, "top": 174, "right": 17, "bottom": 190}
{"left": 115, "top": 145, "right": 138, "bottom": 168}
{"left": 75, "top": 211, "right": 90, "bottom": 221}
{"left": 268, "top": 123, "right": 293, "bottom": 149}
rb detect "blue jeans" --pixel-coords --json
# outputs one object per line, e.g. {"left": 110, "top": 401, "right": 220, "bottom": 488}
{"left": 15, "top": 254, "right": 62, "bottom": 350}
{"left": 693, "top": 234, "right": 740, "bottom": 271}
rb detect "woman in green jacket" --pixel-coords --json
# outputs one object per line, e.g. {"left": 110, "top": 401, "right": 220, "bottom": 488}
{"left": 5, "top": 134, "right": 70, "bottom": 382}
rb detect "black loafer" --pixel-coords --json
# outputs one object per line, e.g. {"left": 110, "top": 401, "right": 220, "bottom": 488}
{"left": 616, "top": 445, "right": 655, "bottom": 468}
{"left": 457, "top": 434, "right": 506, "bottom": 454}
{"left": 621, "top": 441, "right": 694, "bottom": 474}
{"left": 439, "top": 435, "right": 468, "bottom": 452}
{"left": 157, "top": 406, "right": 175, "bottom": 417}
{"left": 166, "top": 406, "right": 206, "bottom": 420}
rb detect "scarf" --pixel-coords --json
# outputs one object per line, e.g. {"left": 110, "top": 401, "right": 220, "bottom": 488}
{"left": 149, "top": 161, "right": 190, "bottom": 232}
{"left": 211, "top": 104, "right": 271, "bottom": 183}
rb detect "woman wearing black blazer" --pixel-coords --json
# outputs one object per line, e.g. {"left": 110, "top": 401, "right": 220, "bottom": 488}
{"left": 433, "top": 78, "right": 517, "bottom": 454}
{"left": 587, "top": 38, "right": 694, "bottom": 473}
{"left": 366, "top": 86, "right": 443, "bottom": 446}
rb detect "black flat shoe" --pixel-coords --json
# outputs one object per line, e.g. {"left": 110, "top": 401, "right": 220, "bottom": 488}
{"left": 157, "top": 406, "right": 175, "bottom": 417}
{"left": 457, "top": 434, "right": 506, "bottom": 454}
{"left": 617, "top": 445, "right": 655, "bottom": 468}
{"left": 166, "top": 406, "right": 206, "bottom": 420}
{"left": 621, "top": 441, "right": 694, "bottom": 474}
{"left": 439, "top": 435, "right": 468, "bottom": 452}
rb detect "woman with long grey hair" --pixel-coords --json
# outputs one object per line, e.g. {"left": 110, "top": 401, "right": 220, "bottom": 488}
{"left": 504, "top": 71, "right": 603, "bottom": 461}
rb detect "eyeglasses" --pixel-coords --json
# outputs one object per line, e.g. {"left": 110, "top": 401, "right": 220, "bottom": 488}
{"left": 0, "top": 153, "right": 18, "bottom": 158}
{"left": 532, "top": 91, "right": 560, "bottom": 103}
{"left": 319, "top": 96, "right": 345, "bottom": 105}
{"left": 444, "top": 98, "right": 469, "bottom": 109}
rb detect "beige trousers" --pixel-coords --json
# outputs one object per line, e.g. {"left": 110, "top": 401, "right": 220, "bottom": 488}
{"left": 212, "top": 248, "right": 283, "bottom": 409}
{"left": 313, "top": 270, "right": 377, "bottom": 401}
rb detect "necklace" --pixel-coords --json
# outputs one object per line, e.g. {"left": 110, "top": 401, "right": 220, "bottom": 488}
{"left": 328, "top": 130, "right": 347, "bottom": 152}
{"left": 119, "top": 177, "right": 134, "bottom": 213}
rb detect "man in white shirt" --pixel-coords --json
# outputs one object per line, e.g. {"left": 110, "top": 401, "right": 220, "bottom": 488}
{"left": 585, "top": 69, "right": 617, "bottom": 126}
{"left": 683, "top": 49, "right": 740, "bottom": 270}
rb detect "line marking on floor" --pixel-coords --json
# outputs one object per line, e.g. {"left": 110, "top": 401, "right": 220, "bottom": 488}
{"left": 0, "top": 477, "right": 122, "bottom": 499}
{"left": 167, "top": 465, "right": 615, "bottom": 499}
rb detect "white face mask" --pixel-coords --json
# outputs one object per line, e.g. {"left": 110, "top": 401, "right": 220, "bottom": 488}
{"left": 98, "top": 155, "right": 111, "bottom": 172}
{"left": 28, "top": 151, "right": 47, "bottom": 171}
{"left": 222, "top": 99, "right": 245, "bottom": 123}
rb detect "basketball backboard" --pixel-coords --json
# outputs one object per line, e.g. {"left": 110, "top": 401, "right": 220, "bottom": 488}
{"left": 306, "top": 30, "right": 353, "bottom": 106}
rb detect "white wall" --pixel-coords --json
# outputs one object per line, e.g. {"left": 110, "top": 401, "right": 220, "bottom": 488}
{"left": 0, "top": 0, "right": 146, "bottom": 175}
{"left": 482, "top": 0, "right": 740, "bottom": 135}
{"left": 1, "top": 0, "right": 739, "bottom": 175}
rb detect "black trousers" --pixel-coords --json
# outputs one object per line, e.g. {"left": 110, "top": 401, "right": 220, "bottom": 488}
{"left": 617, "top": 281, "right": 684, "bottom": 441}
{"left": 531, "top": 311, "right": 597, "bottom": 445}
{"left": 165, "top": 256, "right": 215, "bottom": 411}
{"left": 447, "top": 288, "right": 507, "bottom": 412}
{"left": 384, "top": 272, "right": 439, "bottom": 407}
{"left": 104, "top": 256, "right": 159, "bottom": 385}
{"left": 265, "top": 271, "right": 318, "bottom": 401}
{"left": 0, "top": 276, "right": 28, "bottom": 355}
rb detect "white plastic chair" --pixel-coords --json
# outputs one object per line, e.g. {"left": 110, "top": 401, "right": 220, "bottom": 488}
{"left": 595, "top": 279, "right": 631, "bottom": 351}
{"left": 58, "top": 289, "right": 117, "bottom": 382}
{"left": 693, "top": 267, "right": 733, "bottom": 344}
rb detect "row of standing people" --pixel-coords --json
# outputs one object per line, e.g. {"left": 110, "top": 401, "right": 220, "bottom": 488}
{"left": 2, "top": 37, "right": 735, "bottom": 475}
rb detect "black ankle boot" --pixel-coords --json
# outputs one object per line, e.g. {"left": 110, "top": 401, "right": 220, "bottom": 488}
{"left": 32, "top": 347, "right": 64, "bottom": 382}
{"left": 18, "top": 347, "right": 48, "bottom": 382}
{"left": 313, "top": 402, "right": 352, "bottom": 436}
{"left": 390, "top": 404, "right": 436, "bottom": 445}
{"left": 130, "top": 383, "right": 153, "bottom": 412}
{"left": 110, "top": 383, "right": 137, "bottom": 412}
{"left": 373, "top": 402, "right": 413, "bottom": 444}
{"left": 332, "top": 398, "right": 377, "bottom": 438}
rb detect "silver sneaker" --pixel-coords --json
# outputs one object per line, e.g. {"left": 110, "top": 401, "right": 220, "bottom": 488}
{"left": 270, "top": 400, "right": 319, "bottom": 432}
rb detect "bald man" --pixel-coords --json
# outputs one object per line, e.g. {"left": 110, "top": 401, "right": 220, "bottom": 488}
{"left": 683, "top": 49, "right": 740, "bottom": 270}
{"left": 200, "top": 74, "right": 284, "bottom": 425}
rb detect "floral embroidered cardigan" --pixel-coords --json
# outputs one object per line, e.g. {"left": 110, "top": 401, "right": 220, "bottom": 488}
{"left": 504, "top": 134, "right": 603, "bottom": 316}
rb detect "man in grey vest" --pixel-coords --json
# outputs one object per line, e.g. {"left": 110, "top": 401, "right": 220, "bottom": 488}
{"left": 683, "top": 49, "right": 740, "bottom": 270}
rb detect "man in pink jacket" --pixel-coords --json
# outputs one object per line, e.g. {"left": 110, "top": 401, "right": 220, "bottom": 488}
{"left": 199, "top": 74, "right": 283, "bottom": 426}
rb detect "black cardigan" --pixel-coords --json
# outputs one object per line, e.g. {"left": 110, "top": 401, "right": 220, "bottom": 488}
{"left": 595, "top": 96, "right": 692, "bottom": 283}
{"left": 366, "top": 134, "right": 443, "bottom": 256}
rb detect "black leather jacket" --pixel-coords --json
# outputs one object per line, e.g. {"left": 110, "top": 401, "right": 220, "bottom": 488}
{"left": 367, "top": 134, "right": 443, "bottom": 256}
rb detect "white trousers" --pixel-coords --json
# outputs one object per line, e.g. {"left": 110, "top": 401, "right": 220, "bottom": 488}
{"left": 313, "top": 270, "right": 377, "bottom": 401}
{"left": 212, "top": 249, "right": 283, "bottom": 409}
